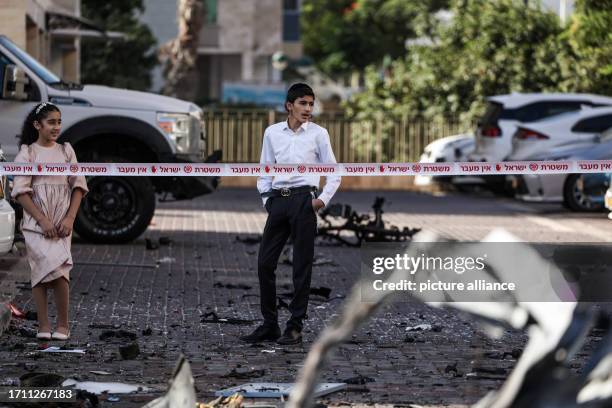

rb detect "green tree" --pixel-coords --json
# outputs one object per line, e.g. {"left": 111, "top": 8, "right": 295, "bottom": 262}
{"left": 347, "top": 0, "right": 566, "bottom": 124}
{"left": 81, "top": 0, "right": 157, "bottom": 91}
{"left": 562, "top": 0, "right": 612, "bottom": 94}
{"left": 301, "top": 0, "right": 449, "bottom": 75}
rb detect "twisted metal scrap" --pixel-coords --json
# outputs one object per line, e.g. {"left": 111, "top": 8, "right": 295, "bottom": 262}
{"left": 287, "top": 284, "right": 388, "bottom": 408}
{"left": 288, "top": 230, "right": 612, "bottom": 408}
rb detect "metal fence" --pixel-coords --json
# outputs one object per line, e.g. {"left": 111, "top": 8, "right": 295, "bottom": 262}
{"left": 203, "top": 110, "right": 470, "bottom": 163}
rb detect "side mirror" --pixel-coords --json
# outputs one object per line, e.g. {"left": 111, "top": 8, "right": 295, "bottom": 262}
{"left": 2, "top": 64, "right": 29, "bottom": 101}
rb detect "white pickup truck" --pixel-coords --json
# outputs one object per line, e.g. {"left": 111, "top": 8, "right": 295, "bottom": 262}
{"left": 0, "top": 35, "right": 220, "bottom": 243}
{"left": 0, "top": 146, "right": 15, "bottom": 255}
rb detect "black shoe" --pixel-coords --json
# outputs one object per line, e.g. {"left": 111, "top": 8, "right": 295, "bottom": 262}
{"left": 277, "top": 328, "right": 302, "bottom": 345}
{"left": 239, "top": 325, "right": 281, "bottom": 343}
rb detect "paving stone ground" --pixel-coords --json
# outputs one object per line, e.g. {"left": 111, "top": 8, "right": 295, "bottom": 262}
{"left": 0, "top": 188, "right": 609, "bottom": 407}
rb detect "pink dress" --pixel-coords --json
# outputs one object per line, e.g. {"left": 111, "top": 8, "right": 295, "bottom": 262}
{"left": 11, "top": 143, "right": 88, "bottom": 287}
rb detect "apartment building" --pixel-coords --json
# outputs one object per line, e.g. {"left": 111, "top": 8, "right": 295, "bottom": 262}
{"left": 142, "top": 0, "right": 303, "bottom": 104}
{"left": 0, "top": 0, "right": 87, "bottom": 82}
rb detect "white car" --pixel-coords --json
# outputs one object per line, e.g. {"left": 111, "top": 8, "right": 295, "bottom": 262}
{"left": 509, "top": 106, "right": 612, "bottom": 161}
{"left": 510, "top": 130, "right": 612, "bottom": 211}
{"left": 469, "top": 93, "right": 612, "bottom": 162}
{"left": 0, "top": 147, "right": 15, "bottom": 255}
{"left": 415, "top": 133, "right": 475, "bottom": 186}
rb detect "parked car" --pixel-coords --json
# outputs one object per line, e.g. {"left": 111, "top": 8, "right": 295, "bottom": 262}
{"left": 469, "top": 93, "right": 612, "bottom": 162}
{"left": 414, "top": 133, "right": 475, "bottom": 186}
{"left": 0, "top": 35, "right": 221, "bottom": 243}
{"left": 509, "top": 128, "right": 612, "bottom": 212}
{"left": 605, "top": 174, "right": 612, "bottom": 219}
{"left": 0, "top": 146, "right": 15, "bottom": 255}
{"left": 509, "top": 106, "right": 612, "bottom": 161}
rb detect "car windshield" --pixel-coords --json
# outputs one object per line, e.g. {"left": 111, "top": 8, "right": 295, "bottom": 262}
{"left": 0, "top": 36, "right": 61, "bottom": 84}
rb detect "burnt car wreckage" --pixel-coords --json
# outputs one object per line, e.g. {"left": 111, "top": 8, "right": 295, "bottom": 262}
{"left": 317, "top": 197, "right": 421, "bottom": 246}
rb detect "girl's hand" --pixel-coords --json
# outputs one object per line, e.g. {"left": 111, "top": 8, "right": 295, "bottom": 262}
{"left": 39, "top": 217, "right": 58, "bottom": 239}
{"left": 57, "top": 216, "right": 75, "bottom": 238}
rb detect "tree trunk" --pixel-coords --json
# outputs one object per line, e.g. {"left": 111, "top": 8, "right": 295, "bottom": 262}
{"left": 160, "top": 0, "right": 204, "bottom": 101}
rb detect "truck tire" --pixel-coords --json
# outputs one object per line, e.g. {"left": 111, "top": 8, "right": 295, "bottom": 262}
{"left": 74, "top": 175, "right": 156, "bottom": 243}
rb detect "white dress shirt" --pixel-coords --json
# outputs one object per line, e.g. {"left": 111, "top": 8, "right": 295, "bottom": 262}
{"left": 257, "top": 120, "right": 341, "bottom": 206}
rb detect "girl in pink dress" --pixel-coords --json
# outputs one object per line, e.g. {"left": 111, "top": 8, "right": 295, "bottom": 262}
{"left": 11, "top": 102, "right": 88, "bottom": 341}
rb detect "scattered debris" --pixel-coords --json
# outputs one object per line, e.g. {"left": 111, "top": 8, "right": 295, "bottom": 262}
{"left": 317, "top": 197, "right": 420, "bottom": 247}
{"left": 156, "top": 257, "right": 176, "bottom": 264}
{"left": 444, "top": 362, "right": 461, "bottom": 377}
{"left": 18, "top": 327, "right": 37, "bottom": 338}
{"left": 235, "top": 235, "right": 262, "bottom": 245}
{"left": 90, "top": 371, "right": 112, "bottom": 376}
{"left": 20, "top": 372, "right": 64, "bottom": 387}
{"left": 341, "top": 375, "right": 375, "bottom": 385}
{"left": 62, "top": 379, "right": 150, "bottom": 395}
{"left": 39, "top": 346, "right": 86, "bottom": 354}
{"left": 118, "top": 343, "right": 140, "bottom": 360}
{"left": 146, "top": 238, "right": 160, "bottom": 250}
{"left": 313, "top": 257, "right": 337, "bottom": 267}
{"left": 215, "top": 382, "right": 346, "bottom": 398}
{"left": 88, "top": 323, "right": 122, "bottom": 330}
{"left": 221, "top": 368, "right": 266, "bottom": 380}
{"left": 8, "top": 303, "right": 25, "bottom": 319}
{"left": 213, "top": 282, "right": 252, "bottom": 290}
{"left": 201, "top": 312, "right": 255, "bottom": 326}
{"left": 25, "top": 311, "right": 37, "bottom": 321}
{"left": 405, "top": 324, "right": 432, "bottom": 332}
{"left": 142, "top": 355, "right": 196, "bottom": 408}
{"left": 159, "top": 236, "right": 173, "bottom": 246}
{"left": 99, "top": 330, "right": 138, "bottom": 341}
{"left": 310, "top": 287, "right": 332, "bottom": 299}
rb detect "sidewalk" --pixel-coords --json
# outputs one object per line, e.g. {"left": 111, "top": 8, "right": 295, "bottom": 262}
{"left": 0, "top": 188, "right": 606, "bottom": 407}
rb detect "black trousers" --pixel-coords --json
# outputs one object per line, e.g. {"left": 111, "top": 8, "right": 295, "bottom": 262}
{"left": 258, "top": 191, "right": 317, "bottom": 331}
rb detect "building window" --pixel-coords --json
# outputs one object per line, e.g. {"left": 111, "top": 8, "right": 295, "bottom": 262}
{"left": 283, "top": 0, "right": 300, "bottom": 41}
{"left": 205, "top": 0, "right": 217, "bottom": 24}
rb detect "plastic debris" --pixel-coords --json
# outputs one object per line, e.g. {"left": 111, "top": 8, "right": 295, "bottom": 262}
{"left": 405, "top": 324, "right": 433, "bottom": 332}
{"left": 215, "top": 383, "right": 346, "bottom": 398}
{"left": 62, "top": 379, "right": 150, "bottom": 395}
{"left": 8, "top": 303, "right": 25, "bottom": 319}
{"left": 90, "top": 371, "right": 112, "bottom": 376}
{"left": 39, "top": 346, "right": 85, "bottom": 354}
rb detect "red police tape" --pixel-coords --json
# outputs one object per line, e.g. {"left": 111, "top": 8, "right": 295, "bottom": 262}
{"left": 1, "top": 160, "right": 612, "bottom": 177}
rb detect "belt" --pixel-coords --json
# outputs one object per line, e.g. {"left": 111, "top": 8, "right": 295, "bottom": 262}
{"left": 262, "top": 186, "right": 317, "bottom": 198}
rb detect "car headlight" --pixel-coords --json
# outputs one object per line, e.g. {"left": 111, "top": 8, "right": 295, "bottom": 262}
{"left": 157, "top": 112, "right": 196, "bottom": 154}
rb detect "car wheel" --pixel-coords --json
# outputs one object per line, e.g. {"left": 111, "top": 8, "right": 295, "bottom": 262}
{"left": 563, "top": 174, "right": 605, "bottom": 212}
{"left": 74, "top": 175, "right": 155, "bottom": 243}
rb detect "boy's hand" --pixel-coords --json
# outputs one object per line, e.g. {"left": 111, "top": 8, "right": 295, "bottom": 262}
{"left": 311, "top": 198, "right": 325, "bottom": 212}
{"left": 57, "top": 215, "right": 75, "bottom": 238}
{"left": 39, "top": 217, "right": 58, "bottom": 239}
